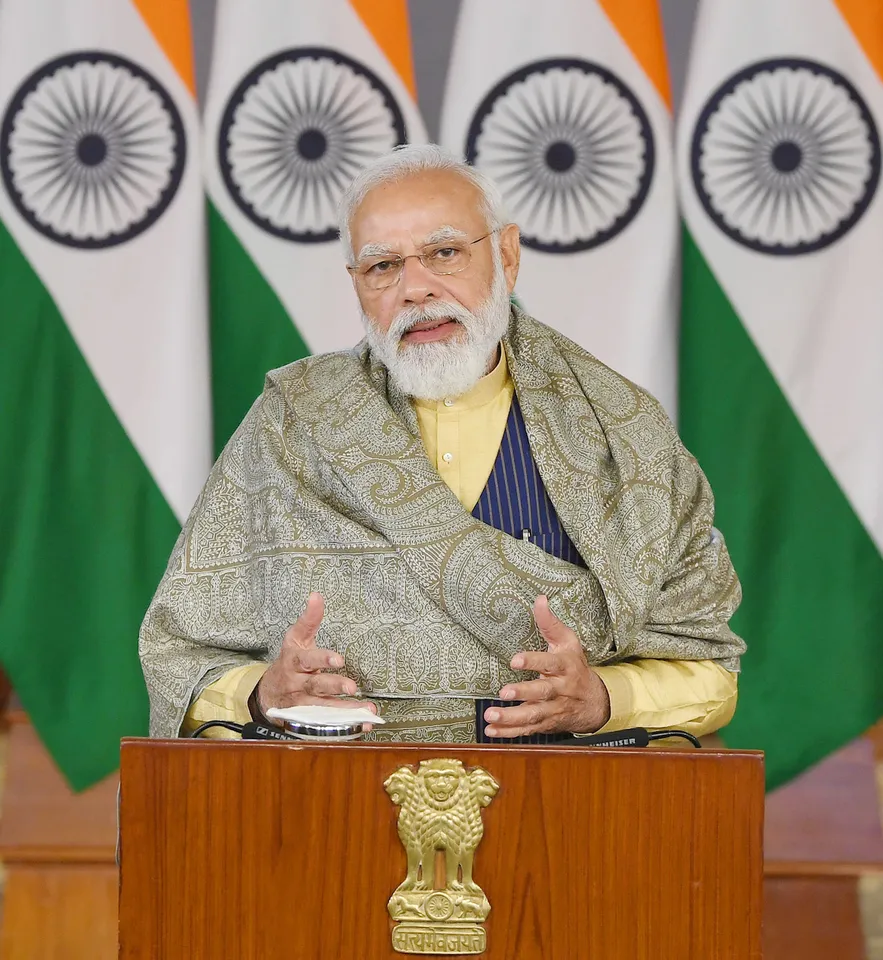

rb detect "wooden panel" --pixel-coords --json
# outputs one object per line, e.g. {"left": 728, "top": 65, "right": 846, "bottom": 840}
{"left": 762, "top": 733, "right": 883, "bottom": 959}
{"left": 0, "top": 670, "right": 11, "bottom": 716}
{"left": 0, "top": 715, "right": 117, "bottom": 861}
{"left": 764, "top": 877, "right": 865, "bottom": 960}
{"left": 119, "top": 740, "right": 764, "bottom": 960}
{"left": 0, "top": 864, "right": 118, "bottom": 960}
{"left": 765, "top": 736, "right": 883, "bottom": 872}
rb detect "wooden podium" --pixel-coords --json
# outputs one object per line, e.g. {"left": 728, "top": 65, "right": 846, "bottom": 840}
{"left": 118, "top": 739, "right": 764, "bottom": 959}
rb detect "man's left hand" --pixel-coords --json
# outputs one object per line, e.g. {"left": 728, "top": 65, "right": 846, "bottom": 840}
{"left": 484, "top": 595, "right": 611, "bottom": 738}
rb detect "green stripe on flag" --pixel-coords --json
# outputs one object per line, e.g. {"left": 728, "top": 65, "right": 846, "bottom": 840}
{"left": 0, "top": 221, "right": 179, "bottom": 790}
{"left": 680, "top": 228, "right": 883, "bottom": 789}
{"left": 208, "top": 202, "right": 309, "bottom": 453}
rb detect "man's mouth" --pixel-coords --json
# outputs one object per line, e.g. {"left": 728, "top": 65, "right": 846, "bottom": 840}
{"left": 401, "top": 318, "right": 461, "bottom": 343}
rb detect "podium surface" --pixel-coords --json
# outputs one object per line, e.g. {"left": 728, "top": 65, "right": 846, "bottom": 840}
{"left": 118, "top": 739, "right": 763, "bottom": 959}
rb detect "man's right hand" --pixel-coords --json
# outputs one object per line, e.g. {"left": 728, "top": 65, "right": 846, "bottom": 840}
{"left": 255, "top": 592, "right": 375, "bottom": 722}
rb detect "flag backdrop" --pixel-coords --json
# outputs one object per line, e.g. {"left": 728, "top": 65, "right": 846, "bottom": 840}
{"left": 0, "top": 0, "right": 211, "bottom": 788}
{"left": 203, "top": 0, "right": 428, "bottom": 450}
{"left": 3, "top": 1, "right": 882, "bottom": 792}
{"left": 440, "top": 0, "right": 679, "bottom": 414}
{"left": 677, "top": 0, "right": 883, "bottom": 787}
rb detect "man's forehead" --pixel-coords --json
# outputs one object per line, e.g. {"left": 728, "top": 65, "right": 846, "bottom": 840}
{"left": 349, "top": 170, "right": 487, "bottom": 246}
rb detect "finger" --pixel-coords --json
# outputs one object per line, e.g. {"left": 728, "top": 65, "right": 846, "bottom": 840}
{"left": 302, "top": 672, "right": 358, "bottom": 698}
{"left": 498, "top": 678, "right": 557, "bottom": 702}
{"left": 533, "top": 595, "right": 581, "bottom": 651}
{"left": 509, "top": 649, "right": 569, "bottom": 676}
{"left": 288, "top": 645, "right": 344, "bottom": 674}
{"left": 485, "top": 721, "right": 559, "bottom": 739}
{"left": 484, "top": 702, "right": 557, "bottom": 737}
{"left": 284, "top": 593, "right": 326, "bottom": 650}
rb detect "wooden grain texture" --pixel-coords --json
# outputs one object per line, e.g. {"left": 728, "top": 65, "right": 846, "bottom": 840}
{"left": 118, "top": 740, "right": 764, "bottom": 960}
{"left": 765, "top": 736, "right": 883, "bottom": 871}
{"left": 764, "top": 877, "right": 866, "bottom": 960}
{"left": 0, "top": 714, "right": 117, "bottom": 860}
{"left": 0, "top": 864, "right": 118, "bottom": 960}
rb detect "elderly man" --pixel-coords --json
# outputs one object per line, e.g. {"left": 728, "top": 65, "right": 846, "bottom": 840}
{"left": 140, "top": 144, "right": 744, "bottom": 743}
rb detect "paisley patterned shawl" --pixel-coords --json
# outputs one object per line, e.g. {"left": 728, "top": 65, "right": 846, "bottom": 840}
{"left": 140, "top": 307, "right": 744, "bottom": 739}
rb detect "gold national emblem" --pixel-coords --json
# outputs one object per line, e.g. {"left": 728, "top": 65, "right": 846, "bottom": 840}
{"left": 384, "top": 759, "right": 500, "bottom": 955}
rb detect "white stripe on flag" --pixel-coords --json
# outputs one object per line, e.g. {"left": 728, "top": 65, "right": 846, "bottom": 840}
{"left": 677, "top": 0, "right": 883, "bottom": 549}
{"left": 203, "top": 0, "right": 428, "bottom": 356}
{"left": 0, "top": 0, "right": 211, "bottom": 521}
{"left": 441, "top": 0, "right": 679, "bottom": 415}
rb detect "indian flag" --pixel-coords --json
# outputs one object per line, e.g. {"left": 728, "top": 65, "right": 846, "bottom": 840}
{"left": 204, "top": 0, "right": 428, "bottom": 449}
{"left": 440, "top": 0, "right": 679, "bottom": 414}
{"left": 0, "top": 0, "right": 211, "bottom": 788}
{"left": 677, "top": 0, "right": 883, "bottom": 786}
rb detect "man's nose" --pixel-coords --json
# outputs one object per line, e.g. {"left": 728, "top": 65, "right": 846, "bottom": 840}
{"left": 399, "top": 254, "right": 440, "bottom": 303}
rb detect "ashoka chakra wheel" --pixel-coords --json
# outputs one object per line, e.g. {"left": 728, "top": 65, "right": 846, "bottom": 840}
{"left": 690, "top": 57, "right": 880, "bottom": 254}
{"left": 0, "top": 51, "right": 186, "bottom": 249}
{"left": 424, "top": 892, "right": 455, "bottom": 921}
{"left": 219, "top": 47, "right": 408, "bottom": 243}
{"left": 465, "top": 57, "right": 655, "bottom": 254}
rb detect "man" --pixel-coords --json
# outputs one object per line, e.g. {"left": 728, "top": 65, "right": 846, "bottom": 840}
{"left": 140, "top": 144, "right": 744, "bottom": 743}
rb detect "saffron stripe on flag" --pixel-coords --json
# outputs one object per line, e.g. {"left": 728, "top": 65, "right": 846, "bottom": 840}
{"left": 597, "top": 0, "right": 672, "bottom": 108}
{"left": 131, "top": 0, "right": 198, "bottom": 93}
{"left": 832, "top": 0, "right": 883, "bottom": 81}
{"left": 350, "top": 0, "right": 418, "bottom": 97}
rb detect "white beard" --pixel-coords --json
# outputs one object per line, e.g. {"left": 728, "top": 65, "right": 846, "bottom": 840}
{"left": 361, "top": 257, "right": 511, "bottom": 401}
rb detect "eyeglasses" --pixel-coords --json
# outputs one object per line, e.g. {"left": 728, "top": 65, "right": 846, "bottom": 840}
{"left": 349, "top": 231, "right": 497, "bottom": 291}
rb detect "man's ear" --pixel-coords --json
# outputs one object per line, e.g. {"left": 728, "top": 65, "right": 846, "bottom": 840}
{"left": 499, "top": 223, "right": 521, "bottom": 293}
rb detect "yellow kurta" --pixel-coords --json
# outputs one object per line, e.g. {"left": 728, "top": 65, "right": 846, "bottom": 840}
{"left": 183, "top": 350, "right": 736, "bottom": 738}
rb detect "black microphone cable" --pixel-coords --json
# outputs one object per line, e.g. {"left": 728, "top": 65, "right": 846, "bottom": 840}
{"left": 189, "top": 720, "right": 301, "bottom": 741}
{"left": 647, "top": 729, "right": 702, "bottom": 748}
{"left": 555, "top": 726, "right": 702, "bottom": 748}
{"left": 190, "top": 720, "right": 244, "bottom": 738}
{"left": 189, "top": 720, "right": 700, "bottom": 749}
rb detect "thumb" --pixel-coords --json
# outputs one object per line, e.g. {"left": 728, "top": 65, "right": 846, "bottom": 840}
{"left": 533, "top": 595, "right": 579, "bottom": 651}
{"left": 286, "top": 592, "right": 325, "bottom": 649}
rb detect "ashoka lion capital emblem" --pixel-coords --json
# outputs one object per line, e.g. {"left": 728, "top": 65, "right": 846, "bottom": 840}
{"left": 384, "top": 759, "right": 500, "bottom": 955}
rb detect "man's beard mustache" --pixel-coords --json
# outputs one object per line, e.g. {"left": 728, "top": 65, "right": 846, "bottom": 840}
{"left": 360, "top": 260, "right": 512, "bottom": 401}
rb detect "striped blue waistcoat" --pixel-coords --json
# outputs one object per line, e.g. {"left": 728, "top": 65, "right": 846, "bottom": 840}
{"left": 471, "top": 397, "right": 587, "bottom": 744}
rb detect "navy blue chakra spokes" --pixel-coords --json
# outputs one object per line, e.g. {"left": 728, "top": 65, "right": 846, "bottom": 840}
{"left": 690, "top": 57, "right": 880, "bottom": 255}
{"left": 0, "top": 51, "right": 185, "bottom": 249}
{"left": 218, "top": 47, "right": 408, "bottom": 244}
{"left": 465, "top": 57, "right": 655, "bottom": 254}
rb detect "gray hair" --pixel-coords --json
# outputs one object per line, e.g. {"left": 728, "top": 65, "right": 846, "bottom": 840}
{"left": 337, "top": 144, "right": 509, "bottom": 263}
